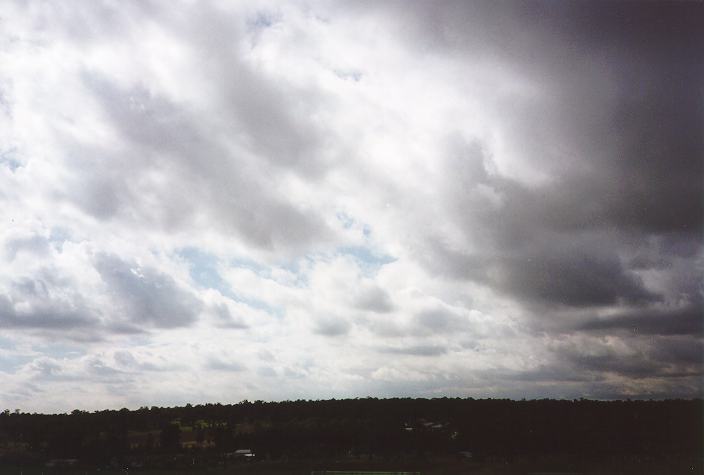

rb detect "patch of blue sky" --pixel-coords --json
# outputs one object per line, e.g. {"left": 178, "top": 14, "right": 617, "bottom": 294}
{"left": 229, "top": 255, "right": 307, "bottom": 289}
{"left": 49, "top": 227, "right": 71, "bottom": 242}
{"left": 48, "top": 227, "right": 72, "bottom": 252}
{"left": 336, "top": 211, "right": 372, "bottom": 239}
{"left": 0, "top": 338, "right": 32, "bottom": 373}
{"left": 229, "top": 256, "right": 269, "bottom": 277}
{"left": 333, "top": 69, "right": 363, "bottom": 82}
{"left": 177, "top": 247, "right": 228, "bottom": 294}
{"left": 0, "top": 354, "right": 32, "bottom": 373}
{"left": 336, "top": 211, "right": 355, "bottom": 229}
{"left": 239, "top": 294, "right": 284, "bottom": 318}
{"left": 246, "top": 10, "right": 279, "bottom": 32}
{"left": 0, "top": 336, "right": 15, "bottom": 350}
{"left": 37, "top": 342, "right": 85, "bottom": 359}
{"left": 266, "top": 256, "right": 313, "bottom": 288}
{"left": 0, "top": 147, "right": 21, "bottom": 172}
{"left": 336, "top": 246, "right": 396, "bottom": 276}
{"left": 177, "top": 247, "right": 284, "bottom": 318}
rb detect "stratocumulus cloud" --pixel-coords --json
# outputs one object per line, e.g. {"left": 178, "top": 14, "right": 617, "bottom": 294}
{"left": 0, "top": 0, "right": 701, "bottom": 412}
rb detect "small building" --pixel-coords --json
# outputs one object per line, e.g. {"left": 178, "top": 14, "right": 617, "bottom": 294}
{"left": 225, "top": 448, "right": 255, "bottom": 459}
{"left": 458, "top": 450, "right": 473, "bottom": 459}
{"left": 46, "top": 459, "right": 78, "bottom": 468}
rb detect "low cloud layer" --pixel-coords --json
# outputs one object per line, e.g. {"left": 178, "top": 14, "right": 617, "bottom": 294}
{"left": 0, "top": 0, "right": 701, "bottom": 412}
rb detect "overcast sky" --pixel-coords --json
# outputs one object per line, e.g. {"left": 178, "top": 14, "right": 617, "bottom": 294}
{"left": 1, "top": 1, "right": 702, "bottom": 413}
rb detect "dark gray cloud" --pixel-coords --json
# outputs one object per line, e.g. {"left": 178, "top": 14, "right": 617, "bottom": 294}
{"left": 579, "top": 303, "right": 703, "bottom": 337}
{"left": 567, "top": 352, "right": 664, "bottom": 381}
{"left": 651, "top": 337, "right": 704, "bottom": 368}
{"left": 549, "top": 334, "right": 703, "bottom": 384}
{"left": 427, "top": 135, "right": 693, "bottom": 310}
{"left": 392, "top": 2, "right": 703, "bottom": 322}
{"left": 95, "top": 254, "right": 201, "bottom": 329}
{"left": 487, "top": 247, "right": 657, "bottom": 308}
{"left": 365, "top": 1, "right": 703, "bottom": 394}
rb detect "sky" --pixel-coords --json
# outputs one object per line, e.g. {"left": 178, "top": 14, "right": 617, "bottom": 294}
{"left": 0, "top": 1, "right": 702, "bottom": 413}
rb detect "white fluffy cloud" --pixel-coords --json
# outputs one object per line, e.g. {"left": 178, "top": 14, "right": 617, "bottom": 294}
{"left": 0, "top": 0, "right": 701, "bottom": 412}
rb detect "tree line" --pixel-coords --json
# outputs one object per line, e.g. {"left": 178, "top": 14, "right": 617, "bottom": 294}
{"left": 0, "top": 398, "right": 700, "bottom": 468}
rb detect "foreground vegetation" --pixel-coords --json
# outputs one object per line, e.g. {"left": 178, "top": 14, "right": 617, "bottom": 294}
{"left": 0, "top": 398, "right": 701, "bottom": 474}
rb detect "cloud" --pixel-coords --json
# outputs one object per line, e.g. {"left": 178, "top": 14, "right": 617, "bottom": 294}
{"left": 579, "top": 302, "right": 704, "bottom": 336}
{"left": 413, "top": 307, "right": 470, "bottom": 335}
{"left": 5, "top": 234, "right": 50, "bottom": 260}
{"left": 377, "top": 344, "right": 448, "bottom": 357}
{"left": 206, "top": 358, "right": 246, "bottom": 373}
{"left": 0, "top": 276, "right": 99, "bottom": 337}
{"left": 546, "top": 333, "right": 703, "bottom": 385}
{"left": 0, "top": 0, "right": 701, "bottom": 411}
{"left": 211, "top": 303, "right": 249, "bottom": 329}
{"left": 94, "top": 254, "right": 201, "bottom": 329}
{"left": 313, "top": 316, "right": 351, "bottom": 337}
{"left": 354, "top": 285, "right": 394, "bottom": 313}
{"left": 490, "top": 245, "right": 659, "bottom": 308}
